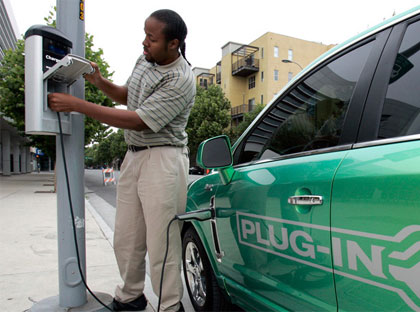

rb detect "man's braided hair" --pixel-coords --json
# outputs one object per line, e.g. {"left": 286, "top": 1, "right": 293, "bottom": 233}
{"left": 150, "top": 9, "right": 191, "bottom": 66}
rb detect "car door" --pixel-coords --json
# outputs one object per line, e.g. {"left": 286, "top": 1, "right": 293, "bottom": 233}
{"left": 331, "top": 15, "right": 420, "bottom": 311}
{"left": 211, "top": 33, "right": 387, "bottom": 311}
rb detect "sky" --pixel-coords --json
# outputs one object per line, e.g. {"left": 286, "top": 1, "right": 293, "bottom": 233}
{"left": 7, "top": 0, "right": 420, "bottom": 85}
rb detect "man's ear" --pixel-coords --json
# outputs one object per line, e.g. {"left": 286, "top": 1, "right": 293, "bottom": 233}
{"left": 168, "top": 38, "right": 180, "bottom": 51}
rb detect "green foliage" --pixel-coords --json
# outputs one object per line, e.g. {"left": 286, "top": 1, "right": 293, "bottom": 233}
{"left": 109, "top": 129, "right": 127, "bottom": 161}
{"left": 84, "top": 32, "right": 115, "bottom": 145}
{"left": 228, "top": 103, "right": 265, "bottom": 144}
{"left": 43, "top": 6, "right": 57, "bottom": 27}
{"left": 0, "top": 39, "right": 25, "bottom": 130}
{"left": 85, "top": 129, "right": 126, "bottom": 168}
{"left": 186, "top": 85, "right": 231, "bottom": 164}
{"left": 0, "top": 7, "right": 115, "bottom": 159}
{"left": 84, "top": 144, "right": 97, "bottom": 167}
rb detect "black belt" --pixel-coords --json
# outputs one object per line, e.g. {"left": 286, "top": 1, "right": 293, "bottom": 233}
{"left": 127, "top": 145, "right": 174, "bottom": 152}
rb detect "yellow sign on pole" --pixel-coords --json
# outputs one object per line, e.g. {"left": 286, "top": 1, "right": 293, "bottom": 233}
{"left": 79, "top": 0, "right": 84, "bottom": 21}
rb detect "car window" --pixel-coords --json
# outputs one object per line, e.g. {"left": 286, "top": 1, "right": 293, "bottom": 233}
{"left": 378, "top": 20, "right": 420, "bottom": 139}
{"left": 235, "top": 41, "right": 374, "bottom": 165}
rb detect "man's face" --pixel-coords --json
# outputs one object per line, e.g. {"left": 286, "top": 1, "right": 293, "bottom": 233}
{"left": 143, "top": 17, "right": 173, "bottom": 65}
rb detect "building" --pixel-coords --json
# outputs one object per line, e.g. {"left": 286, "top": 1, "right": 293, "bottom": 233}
{"left": 0, "top": 0, "right": 34, "bottom": 175}
{"left": 0, "top": 0, "right": 18, "bottom": 60}
{"left": 194, "top": 32, "right": 335, "bottom": 125}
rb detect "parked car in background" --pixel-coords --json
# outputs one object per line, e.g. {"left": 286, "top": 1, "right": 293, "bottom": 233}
{"left": 189, "top": 166, "right": 205, "bottom": 175}
{"left": 181, "top": 6, "right": 420, "bottom": 312}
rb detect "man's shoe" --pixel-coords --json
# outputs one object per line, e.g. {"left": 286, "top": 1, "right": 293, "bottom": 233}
{"left": 112, "top": 295, "right": 148, "bottom": 311}
{"left": 177, "top": 302, "right": 184, "bottom": 312}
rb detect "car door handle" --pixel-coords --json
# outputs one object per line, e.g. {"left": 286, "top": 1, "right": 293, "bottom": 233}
{"left": 288, "top": 195, "right": 323, "bottom": 206}
{"left": 205, "top": 184, "right": 214, "bottom": 191}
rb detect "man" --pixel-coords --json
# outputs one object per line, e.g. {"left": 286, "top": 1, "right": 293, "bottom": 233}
{"left": 49, "top": 9, "right": 195, "bottom": 312}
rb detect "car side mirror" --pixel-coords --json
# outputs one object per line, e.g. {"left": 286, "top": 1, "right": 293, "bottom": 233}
{"left": 197, "top": 135, "right": 233, "bottom": 169}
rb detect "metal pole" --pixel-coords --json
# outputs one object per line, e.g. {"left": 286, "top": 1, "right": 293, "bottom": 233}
{"left": 56, "top": 0, "right": 86, "bottom": 308}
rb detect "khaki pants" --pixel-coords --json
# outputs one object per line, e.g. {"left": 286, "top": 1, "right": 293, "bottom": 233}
{"left": 114, "top": 146, "right": 189, "bottom": 311}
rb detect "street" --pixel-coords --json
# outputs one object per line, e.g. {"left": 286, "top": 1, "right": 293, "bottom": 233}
{"left": 84, "top": 169, "right": 203, "bottom": 229}
{"left": 84, "top": 169, "right": 120, "bottom": 232}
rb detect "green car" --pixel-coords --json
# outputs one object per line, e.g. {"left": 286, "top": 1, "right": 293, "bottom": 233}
{"left": 182, "top": 6, "right": 420, "bottom": 312}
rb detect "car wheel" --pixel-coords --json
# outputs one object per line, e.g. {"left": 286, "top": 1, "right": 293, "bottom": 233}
{"left": 182, "top": 226, "right": 230, "bottom": 312}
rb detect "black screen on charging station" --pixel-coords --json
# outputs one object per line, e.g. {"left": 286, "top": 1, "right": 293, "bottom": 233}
{"left": 43, "top": 39, "right": 71, "bottom": 72}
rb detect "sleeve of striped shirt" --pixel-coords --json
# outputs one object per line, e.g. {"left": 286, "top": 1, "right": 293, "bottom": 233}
{"left": 135, "top": 79, "right": 192, "bottom": 133}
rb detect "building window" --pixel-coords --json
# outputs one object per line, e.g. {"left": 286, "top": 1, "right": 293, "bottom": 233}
{"left": 199, "top": 78, "right": 208, "bottom": 88}
{"left": 288, "top": 72, "right": 293, "bottom": 82}
{"left": 288, "top": 49, "right": 293, "bottom": 60}
{"left": 274, "top": 69, "right": 279, "bottom": 81}
{"left": 274, "top": 46, "right": 279, "bottom": 58}
{"left": 248, "top": 98, "right": 255, "bottom": 111}
{"left": 261, "top": 71, "right": 264, "bottom": 82}
{"left": 261, "top": 47, "right": 264, "bottom": 59}
{"left": 249, "top": 76, "right": 256, "bottom": 89}
{"left": 260, "top": 94, "right": 264, "bottom": 105}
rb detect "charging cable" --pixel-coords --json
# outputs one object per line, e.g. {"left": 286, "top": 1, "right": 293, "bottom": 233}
{"left": 157, "top": 217, "right": 177, "bottom": 312}
{"left": 157, "top": 208, "right": 213, "bottom": 312}
{"left": 57, "top": 112, "right": 113, "bottom": 311}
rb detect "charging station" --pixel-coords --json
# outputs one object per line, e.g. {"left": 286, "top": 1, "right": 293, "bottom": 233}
{"left": 24, "top": 1, "right": 112, "bottom": 311}
{"left": 24, "top": 25, "right": 93, "bottom": 135}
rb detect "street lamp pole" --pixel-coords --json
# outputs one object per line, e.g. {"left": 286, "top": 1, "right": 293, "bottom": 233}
{"left": 282, "top": 59, "right": 303, "bottom": 70}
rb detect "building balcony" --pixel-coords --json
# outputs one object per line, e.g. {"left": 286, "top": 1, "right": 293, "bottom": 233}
{"left": 216, "top": 61, "right": 221, "bottom": 84}
{"left": 216, "top": 72, "right": 221, "bottom": 84}
{"left": 231, "top": 45, "right": 259, "bottom": 77}
{"left": 231, "top": 103, "right": 257, "bottom": 117}
{"left": 232, "top": 58, "right": 260, "bottom": 76}
{"left": 231, "top": 104, "right": 247, "bottom": 116}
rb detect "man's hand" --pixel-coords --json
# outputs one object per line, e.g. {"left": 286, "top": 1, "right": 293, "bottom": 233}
{"left": 48, "top": 93, "right": 81, "bottom": 112}
{"left": 82, "top": 61, "right": 128, "bottom": 105}
{"left": 84, "top": 62, "right": 102, "bottom": 86}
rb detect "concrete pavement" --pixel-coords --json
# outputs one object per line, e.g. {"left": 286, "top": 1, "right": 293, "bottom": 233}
{"left": 0, "top": 172, "right": 168, "bottom": 312}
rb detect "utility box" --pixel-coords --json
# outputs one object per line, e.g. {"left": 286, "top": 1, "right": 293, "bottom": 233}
{"left": 24, "top": 25, "right": 93, "bottom": 135}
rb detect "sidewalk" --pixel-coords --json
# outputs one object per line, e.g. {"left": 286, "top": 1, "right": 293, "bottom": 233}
{"left": 0, "top": 173, "right": 156, "bottom": 312}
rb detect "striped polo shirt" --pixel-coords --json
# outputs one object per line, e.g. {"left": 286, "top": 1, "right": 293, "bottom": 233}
{"left": 124, "top": 54, "right": 195, "bottom": 147}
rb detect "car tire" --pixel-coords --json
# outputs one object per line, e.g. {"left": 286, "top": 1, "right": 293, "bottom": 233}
{"left": 182, "top": 226, "right": 231, "bottom": 312}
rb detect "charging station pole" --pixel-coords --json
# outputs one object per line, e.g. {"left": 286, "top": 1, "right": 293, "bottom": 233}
{"left": 55, "top": 0, "right": 87, "bottom": 308}
{"left": 25, "top": 1, "right": 112, "bottom": 310}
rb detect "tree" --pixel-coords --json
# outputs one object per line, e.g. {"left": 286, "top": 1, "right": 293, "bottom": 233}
{"left": 228, "top": 103, "right": 265, "bottom": 144}
{"left": 84, "top": 129, "right": 126, "bottom": 168}
{"left": 0, "top": 39, "right": 26, "bottom": 134}
{"left": 84, "top": 32, "right": 115, "bottom": 145}
{"left": 96, "top": 136, "right": 112, "bottom": 167}
{"left": 186, "top": 85, "right": 231, "bottom": 164}
{"left": 0, "top": 9, "right": 114, "bottom": 159}
{"left": 109, "top": 129, "right": 127, "bottom": 166}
